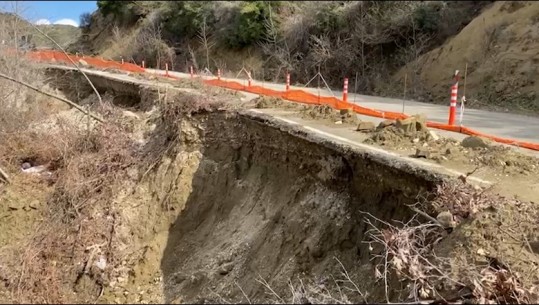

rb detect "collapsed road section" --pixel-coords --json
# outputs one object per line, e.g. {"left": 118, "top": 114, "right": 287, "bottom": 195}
{"left": 2, "top": 65, "right": 536, "bottom": 304}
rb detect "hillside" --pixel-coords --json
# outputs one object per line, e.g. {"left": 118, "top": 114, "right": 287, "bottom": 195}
{"left": 32, "top": 24, "right": 81, "bottom": 49}
{"left": 72, "top": 1, "right": 539, "bottom": 115}
{"left": 0, "top": 12, "right": 81, "bottom": 50}
{"left": 396, "top": 1, "right": 539, "bottom": 115}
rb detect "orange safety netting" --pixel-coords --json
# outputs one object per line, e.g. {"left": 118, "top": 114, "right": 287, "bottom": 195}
{"left": 201, "top": 78, "right": 539, "bottom": 152}
{"left": 25, "top": 50, "right": 145, "bottom": 73}
{"left": 21, "top": 50, "right": 539, "bottom": 152}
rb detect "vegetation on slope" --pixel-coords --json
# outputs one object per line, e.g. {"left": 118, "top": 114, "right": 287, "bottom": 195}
{"left": 31, "top": 24, "right": 81, "bottom": 49}
{"left": 75, "top": 1, "right": 489, "bottom": 84}
{"left": 74, "top": 1, "right": 539, "bottom": 114}
{"left": 396, "top": 1, "right": 539, "bottom": 114}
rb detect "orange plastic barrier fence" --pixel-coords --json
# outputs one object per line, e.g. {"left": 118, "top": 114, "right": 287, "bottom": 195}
{"left": 18, "top": 49, "right": 539, "bottom": 152}
{"left": 200, "top": 78, "right": 539, "bottom": 152}
{"left": 25, "top": 50, "right": 145, "bottom": 73}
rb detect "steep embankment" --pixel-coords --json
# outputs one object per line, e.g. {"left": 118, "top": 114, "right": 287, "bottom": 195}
{"left": 120, "top": 108, "right": 539, "bottom": 304}
{"left": 397, "top": 1, "right": 539, "bottom": 114}
{"left": 156, "top": 111, "right": 443, "bottom": 303}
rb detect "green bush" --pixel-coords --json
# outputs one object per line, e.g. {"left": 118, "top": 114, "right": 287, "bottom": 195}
{"left": 312, "top": 3, "right": 346, "bottom": 35}
{"left": 96, "top": 1, "right": 138, "bottom": 25}
{"left": 413, "top": 4, "right": 442, "bottom": 33}
{"left": 97, "top": 1, "right": 127, "bottom": 17}
{"left": 161, "top": 1, "right": 214, "bottom": 39}
{"left": 225, "top": 1, "right": 275, "bottom": 48}
{"left": 79, "top": 12, "right": 92, "bottom": 29}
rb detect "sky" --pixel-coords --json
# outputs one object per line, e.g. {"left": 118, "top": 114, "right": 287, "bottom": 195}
{"left": 0, "top": 1, "right": 97, "bottom": 27}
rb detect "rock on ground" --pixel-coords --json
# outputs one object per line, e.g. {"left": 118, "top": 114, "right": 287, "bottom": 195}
{"left": 461, "top": 136, "right": 491, "bottom": 149}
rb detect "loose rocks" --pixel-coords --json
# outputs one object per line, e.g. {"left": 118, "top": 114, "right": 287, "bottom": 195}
{"left": 356, "top": 121, "right": 376, "bottom": 131}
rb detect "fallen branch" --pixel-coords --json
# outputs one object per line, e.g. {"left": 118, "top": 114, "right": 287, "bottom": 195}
{"left": 0, "top": 165, "right": 11, "bottom": 184}
{"left": 407, "top": 205, "right": 444, "bottom": 228}
{"left": 0, "top": 71, "right": 104, "bottom": 123}
{"left": 28, "top": 19, "right": 104, "bottom": 106}
{"left": 361, "top": 210, "right": 454, "bottom": 302}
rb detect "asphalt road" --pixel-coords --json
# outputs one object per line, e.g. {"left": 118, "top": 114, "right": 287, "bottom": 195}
{"left": 44, "top": 64, "right": 538, "bottom": 156}
{"left": 146, "top": 68, "right": 539, "bottom": 144}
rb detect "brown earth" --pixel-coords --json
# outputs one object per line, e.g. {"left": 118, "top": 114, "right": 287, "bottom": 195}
{"left": 365, "top": 121, "right": 539, "bottom": 177}
{"left": 396, "top": 1, "right": 539, "bottom": 114}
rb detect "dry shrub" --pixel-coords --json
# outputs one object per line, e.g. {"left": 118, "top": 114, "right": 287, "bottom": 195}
{"left": 364, "top": 212, "right": 453, "bottom": 302}
{"left": 160, "top": 86, "right": 242, "bottom": 124}
{"left": 0, "top": 53, "right": 73, "bottom": 174}
{"left": 5, "top": 118, "right": 139, "bottom": 303}
{"left": 426, "top": 181, "right": 498, "bottom": 222}
{"left": 0, "top": 27, "right": 137, "bottom": 302}
{"left": 49, "top": 122, "right": 137, "bottom": 216}
{"left": 473, "top": 260, "right": 538, "bottom": 304}
{"left": 254, "top": 257, "right": 367, "bottom": 304}
{"left": 0, "top": 117, "right": 79, "bottom": 172}
{"left": 103, "top": 18, "right": 175, "bottom": 69}
{"left": 363, "top": 181, "right": 539, "bottom": 304}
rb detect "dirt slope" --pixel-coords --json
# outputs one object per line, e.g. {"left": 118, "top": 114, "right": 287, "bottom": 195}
{"left": 158, "top": 111, "right": 445, "bottom": 303}
{"left": 397, "top": 1, "right": 539, "bottom": 114}
{"left": 31, "top": 24, "right": 81, "bottom": 49}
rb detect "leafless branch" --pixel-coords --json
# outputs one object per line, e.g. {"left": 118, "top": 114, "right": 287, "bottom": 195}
{"left": 27, "top": 17, "right": 104, "bottom": 106}
{"left": 197, "top": 16, "right": 215, "bottom": 70}
{"left": 0, "top": 165, "right": 11, "bottom": 184}
{"left": 0, "top": 71, "right": 104, "bottom": 122}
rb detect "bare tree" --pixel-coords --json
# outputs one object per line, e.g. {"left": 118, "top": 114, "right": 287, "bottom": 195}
{"left": 259, "top": 2, "right": 295, "bottom": 81}
{"left": 187, "top": 43, "right": 198, "bottom": 72}
{"left": 395, "top": 17, "right": 433, "bottom": 96}
{"left": 0, "top": 2, "right": 31, "bottom": 102}
{"left": 309, "top": 34, "right": 332, "bottom": 69}
{"left": 133, "top": 21, "right": 174, "bottom": 69}
{"left": 112, "top": 25, "right": 122, "bottom": 43}
{"left": 197, "top": 16, "right": 215, "bottom": 70}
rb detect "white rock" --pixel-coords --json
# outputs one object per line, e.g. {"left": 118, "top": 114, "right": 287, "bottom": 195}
{"left": 95, "top": 256, "right": 107, "bottom": 270}
{"left": 122, "top": 110, "right": 140, "bottom": 119}
{"left": 429, "top": 130, "right": 440, "bottom": 141}
{"left": 22, "top": 165, "right": 47, "bottom": 174}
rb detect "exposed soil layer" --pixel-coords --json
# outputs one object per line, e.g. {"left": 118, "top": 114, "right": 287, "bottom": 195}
{"left": 157, "top": 111, "right": 446, "bottom": 303}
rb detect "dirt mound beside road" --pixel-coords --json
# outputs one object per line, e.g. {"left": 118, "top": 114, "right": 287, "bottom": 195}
{"left": 253, "top": 96, "right": 299, "bottom": 110}
{"left": 299, "top": 105, "right": 359, "bottom": 125}
{"left": 365, "top": 116, "right": 539, "bottom": 176}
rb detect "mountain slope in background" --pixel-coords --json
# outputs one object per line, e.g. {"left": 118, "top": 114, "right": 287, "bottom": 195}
{"left": 0, "top": 12, "right": 81, "bottom": 50}
{"left": 32, "top": 24, "right": 81, "bottom": 49}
